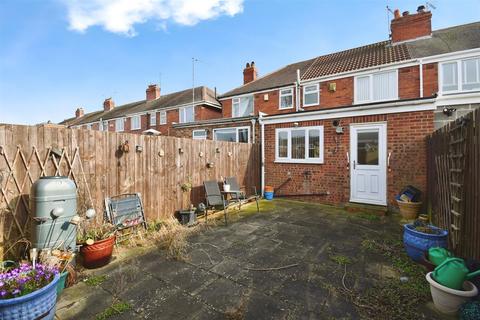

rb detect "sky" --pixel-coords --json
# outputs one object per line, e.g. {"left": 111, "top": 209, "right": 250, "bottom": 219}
{"left": 0, "top": 0, "right": 479, "bottom": 125}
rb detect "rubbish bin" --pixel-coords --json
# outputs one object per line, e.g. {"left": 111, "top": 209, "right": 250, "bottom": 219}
{"left": 30, "top": 176, "right": 77, "bottom": 251}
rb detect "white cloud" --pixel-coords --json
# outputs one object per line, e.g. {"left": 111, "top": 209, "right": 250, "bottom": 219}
{"left": 65, "top": 0, "right": 244, "bottom": 36}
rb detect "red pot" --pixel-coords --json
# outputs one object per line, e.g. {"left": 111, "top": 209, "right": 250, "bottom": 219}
{"left": 80, "top": 236, "right": 116, "bottom": 269}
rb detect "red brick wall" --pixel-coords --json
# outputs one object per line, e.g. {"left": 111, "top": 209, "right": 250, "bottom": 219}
{"left": 196, "top": 106, "right": 222, "bottom": 120}
{"left": 264, "top": 110, "right": 434, "bottom": 208}
{"left": 399, "top": 66, "right": 420, "bottom": 99}
{"left": 423, "top": 63, "right": 438, "bottom": 97}
{"left": 391, "top": 11, "right": 432, "bottom": 43}
{"left": 318, "top": 77, "right": 354, "bottom": 108}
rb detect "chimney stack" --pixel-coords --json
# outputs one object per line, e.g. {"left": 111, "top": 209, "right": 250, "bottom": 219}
{"left": 103, "top": 98, "right": 115, "bottom": 111}
{"left": 390, "top": 6, "right": 432, "bottom": 43}
{"left": 75, "top": 107, "right": 84, "bottom": 118}
{"left": 243, "top": 61, "right": 258, "bottom": 85}
{"left": 146, "top": 84, "right": 160, "bottom": 101}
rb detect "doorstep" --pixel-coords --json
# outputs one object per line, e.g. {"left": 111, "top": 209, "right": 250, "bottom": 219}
{"left": 344, "top": 202, "right": 389, "bottom": 216}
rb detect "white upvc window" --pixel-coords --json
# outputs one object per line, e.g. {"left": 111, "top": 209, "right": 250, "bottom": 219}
{"left": 115, "top": 118, "right": 124, "bottom": 132}
{"left": 99, "top": 120, "right": 108, "bottom": 131}
{"left": 159, "top": 111, "right": 167, "bottom": 125}
{"left": 232, "top": 95, "right": 254, "bottom": 117}
{"left": 354, "top": 70, "right": 398, "bottom": 103}
{"left": 275, "top": 126, "right": 324, "bottom": 164}
{"left": 213, "top": 127, "right": 250, "bottom": 143}
{"left": 86, "top": 124, "right": 92, "bottom": 130}
{"left": 193, "top": 130, "right": 207, "bottom": 140}
{"left": 303, "top": 84, "right": 319, "bottom": 107}
{"left": 131, "top": 115, "right": 141, "bottom": 130}
{"left": 150, "top": 112, "right": 156, "bottom": 126}
{"left": 180, "top": 106, "right": 195, "bottom": 123}
{"left": 98, "top": 121, "right": 103, "bottom": 131}
{"left": 279, "top": 88, "right": 294, "bottom": 109}
{"left": 440, "top": 57, "right": 480, "bottom": 93}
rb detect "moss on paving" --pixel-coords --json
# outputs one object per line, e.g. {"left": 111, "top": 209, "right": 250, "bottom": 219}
{"left": 84, "top": 275, "right": 107, "bottom": 286}
{"left": 95, "top": 301, "right": 131, "bottom": 320}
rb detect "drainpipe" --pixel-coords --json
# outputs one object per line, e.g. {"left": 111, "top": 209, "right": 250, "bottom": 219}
{"left": 296, "top": 69, "right": 301, "bottom": 112}
{"left": 419, "top": 59, "right": 424, "bottom": 98}
{"left": 259, "top": 112, "right": 266, "bottom": 196}
{"left": 251, "top": 118, "right": 256, "bottom": 144}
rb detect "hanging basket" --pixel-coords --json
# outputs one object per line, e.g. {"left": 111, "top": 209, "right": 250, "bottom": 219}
{"left": 397, "top": 200, "right": 422, "bottom": 219}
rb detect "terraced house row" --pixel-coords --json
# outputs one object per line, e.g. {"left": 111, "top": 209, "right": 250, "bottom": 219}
{"left": 61, "top": 7, "right": 480, "bottom": 210}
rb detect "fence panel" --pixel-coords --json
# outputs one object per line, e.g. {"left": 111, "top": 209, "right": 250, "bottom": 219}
{"left": 0, "top": 124, "right": 260, "bottom": 258}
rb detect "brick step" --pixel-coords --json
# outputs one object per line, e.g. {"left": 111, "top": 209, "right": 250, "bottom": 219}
{"left": 344, "top": 202, "right": 388, "bottom": 216}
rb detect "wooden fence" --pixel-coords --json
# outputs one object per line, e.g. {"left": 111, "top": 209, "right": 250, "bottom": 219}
{"left": 0, "top": 124, "right": 260, "bottom": 258}
{"left": 427, "top": 109, "right": 480, "bottom": 260}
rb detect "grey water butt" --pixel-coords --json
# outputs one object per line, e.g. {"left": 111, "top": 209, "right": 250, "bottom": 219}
{"left": 30, "top": 176, "right": 77, "bottom": 251}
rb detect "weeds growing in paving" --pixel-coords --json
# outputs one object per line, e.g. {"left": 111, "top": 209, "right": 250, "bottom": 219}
{"left": 95, "top": 301, "right": 131, "bottom": 320}
{"left": 84, "top": 275, "right": 107, "bottom": 286}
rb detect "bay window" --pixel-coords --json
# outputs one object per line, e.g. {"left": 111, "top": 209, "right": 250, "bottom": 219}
{"left": 275, "top": 126, "right": 324, "bottom": 163}
{"left": 232, "top": 96, "right": 253, "bottom": 117}
{"left": 303, "top": 84, "right": 319, "bottom": 107}
{"left": 279, "top": 88, "right": 294, "bottom": 109}
{"left": 213, "top": 127, "right": 250, "bottom": 143}
{"left": 441, "top": 57, "right": 480, "bottom": 93}
{"left": 180, "top": 106, "right": 195, "bottom": 123}
{"left": 355, "top": 70, "right": 397, "bottom": 103}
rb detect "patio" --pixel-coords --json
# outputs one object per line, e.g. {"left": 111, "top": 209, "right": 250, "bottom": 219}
{"left": 56, "top": 199, "right": 446, "bottom": 319}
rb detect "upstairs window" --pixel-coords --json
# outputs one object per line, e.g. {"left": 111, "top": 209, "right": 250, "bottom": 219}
{"left": 303, "top": 84, "right": 319, "bottom": 107}
{"left": 150, "top": 112, "right": 156, "bottom": 126}
{"left": 159, "top": 111, "right": 167, "bottom": 125}
{"left": 131, "top": 115, "right": 141, "bottom": 130}
{"left": 355, "top": 70, "right": 397, "bottom": 103}
{"left": 275, "top": 126, "right": 324, "bottom": 163}
{"left": 441, "top": 57, "right": 480, "bottom": 93}
{"left": 115, "top": 118, "right": 124, "bottom": 132}
{"left": 279, "top": 88, "right": 294, "bottom": 109}
{"left": 232, "top": 96, "right": 253, "bottom": 117}
{"left": 180, "top": 106, "right": 195, "bottom": 123}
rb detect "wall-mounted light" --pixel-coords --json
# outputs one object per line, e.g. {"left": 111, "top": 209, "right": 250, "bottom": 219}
{"left": 443, "top": 107, "right": 456, "bottom": 117}
{"left": 293, "top": 122, "right": 299, "bottom": 127}
{"left": 328, "top": 82, "right": 336, "bottom": 92}
{"left": 263, "top": 94, "right": 269, "bottom": 101}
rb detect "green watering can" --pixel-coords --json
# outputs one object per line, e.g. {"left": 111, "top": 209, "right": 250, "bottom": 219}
{"left": 432, "top": 257, "right": 480, "bottom": 290}
{"left": 428, "top": 247, "right": 453, "bottom": 266}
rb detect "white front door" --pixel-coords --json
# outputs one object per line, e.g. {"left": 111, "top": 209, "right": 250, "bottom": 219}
{"left": 350, "top": 123, "right": 387, "bottom": 206}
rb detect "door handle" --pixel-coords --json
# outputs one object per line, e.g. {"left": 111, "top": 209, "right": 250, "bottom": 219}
{"left": 353, "top": 160, "right": 356, "bottom": 169}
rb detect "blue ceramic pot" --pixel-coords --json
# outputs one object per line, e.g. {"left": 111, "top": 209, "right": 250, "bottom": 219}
{"left": 403, "top": 224, "right": 448, "bottom": 262}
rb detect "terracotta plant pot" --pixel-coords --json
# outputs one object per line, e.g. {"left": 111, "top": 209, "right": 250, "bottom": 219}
{"left": 397, "top": 200, "right": 422, "bottom": 219}
{"left": 80, "top": 236, "right": 115, "bottom": 269}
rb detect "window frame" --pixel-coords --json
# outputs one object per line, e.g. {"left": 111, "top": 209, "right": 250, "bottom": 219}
{"left": 275, "top": 126, "right": 324, "bottom": 164}
{"left": 115, "top": 118, "right": 124, "bottom": 132}
{"left": 192, "top": 129, "right": 207, "bottom": 140}
{"left": 159, "top": 111, "right": 167, "bottom": 125}
{"left": 86, "top": 123, "right": 92, "bottom": 130}
{"left": 150, "top": 112, "right": 156, "bottom": 126}
{"left": 279, "top": 87, "right": 294, "bottom": 110}
{"left": 303, "top": 83, "right": 320, "bottom": 107}
{"left": 179, "top": 106, "right": 195, "bottom": 123}
{"left": 440, "top": 57, "right": 480, "bottom": 94}
{"left": 232, "top": 95, "right": 254, "bottom": 118}
{"left": 354, "top": 70, "right": 398, "bottom": 104}
{"left": 130, "top": 115, "right": 141, "bottom": 130}
{"left": 213, "top": 126, "right": 250, "bottom": 143}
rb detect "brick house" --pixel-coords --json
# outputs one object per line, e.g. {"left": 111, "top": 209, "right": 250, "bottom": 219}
{"left": 61, "top": 85, "right": 222, "bottom": 135}
{"left": 183, "top": 7, "right": 480, "bottom": 210}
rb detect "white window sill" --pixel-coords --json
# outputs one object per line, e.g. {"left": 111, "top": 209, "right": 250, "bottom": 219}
{"left": 131, "top": 127, "right": 141, "bottom": 130}
{"left": 275, "top": 159, "right": 324, "bottom": 164}
{"left": 439, "top": 89, "right": 480, "bottom": 96}
{"left": 279, "top": 106, "right": 294, "bottom": 110}
{"left": 303, "top": 103, "right": 319, "bottom": 108}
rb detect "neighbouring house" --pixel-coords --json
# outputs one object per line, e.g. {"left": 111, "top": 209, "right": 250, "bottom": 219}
{"left": 180, "top": 6, "right": 480, "bottom": 210}
{"left": 60, "top": 85, "right": 222, "bottom": 135}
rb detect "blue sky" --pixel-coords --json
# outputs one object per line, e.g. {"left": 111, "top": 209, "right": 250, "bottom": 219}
{"left": 1, "top": 0, "right": 479, "bottom": 125}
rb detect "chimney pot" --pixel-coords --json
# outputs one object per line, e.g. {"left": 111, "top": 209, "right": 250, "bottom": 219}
{"left": 75, "top": 107, "right": 84, "bottom": 118}
{"left": 103, "top": 98, "right": 115, "bottom": 111}
{"left": 417, "top": 5, "right": 426, "bottom": 12}
{"left": 402, "top": 11, "right": 409, "bottom": 16}
{"left": 394, "top": 9, "right": 401, "bottom": 19}
{"left": 146, "top": 84, "right": 161, "bottom": 101}
{"left": 243, "top": 62, "right": 258, "bottom": 85}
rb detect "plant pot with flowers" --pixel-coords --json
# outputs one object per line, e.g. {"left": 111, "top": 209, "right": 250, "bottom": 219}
{"left": 0, "top": 263, "right": 59, "bottom": 320}
{"left": 78, "top": 223, "right": 116, "bottom": 269}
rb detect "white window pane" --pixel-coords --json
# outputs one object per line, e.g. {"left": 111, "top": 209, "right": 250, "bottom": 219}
{"left": 308, "top": 129, "right": 320, "bottom": 158}
{"left": 193, "top": 130, "right": 207, "bottom": 140}
{"left": 278, "top": 131, "right": 288, "bottom": 158}
{"left": 215, "top": 129, "right": 236, "bottom": 142}
{"left": 291, "top": 130, "right": 305, "bottom": 159}
{"left": 356, "top": 76, "right": 370, "bottom": 102}
{"left": 131, "top": 116, "right": 140, "bottom": 129}
{"left": 238, "top": 128, "right": 249, "bottom": 143}
{"left": 462, "top": 59, "right": 480, "bottom": 90}
{"left": 305, "top": 85, "right": 317, "bottom": 93}
{"left": 280, "top": 89, "right": 293, "bottom": 109}
{"left": 150, "top": 113, "right": 156, "bottom": 126}
{"left": 160, "top": 111, "right": 166, "bottom": 125}
{"left": 116, "top": 118, "right": 124, "bottom": 131}
{"left": 442, "top": 62, "right": 458, "bottom": 92}
{"left": 373, "top": 71, "right": 397, "bottom": 101}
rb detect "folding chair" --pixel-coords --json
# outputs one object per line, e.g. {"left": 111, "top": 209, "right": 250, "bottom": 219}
{"left": 224, "top": 177, "right": 259, "bottom": 213}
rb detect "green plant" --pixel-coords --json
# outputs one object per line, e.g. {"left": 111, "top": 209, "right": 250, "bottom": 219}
{"left": 84, "top": 275, "right": 107, "bottom": 286}
{"left": 330, "top": 255, "right": 352, "bottom": 265}
{"left": 95, "top": 301, "right": 131, "bottom": 320}
{"left": 77, "top": 223, "right": 116, "bottom": 244}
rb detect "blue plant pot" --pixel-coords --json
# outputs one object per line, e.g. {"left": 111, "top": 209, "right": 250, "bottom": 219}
{"left": 57, "top": 272, "right": 68, "bottom": 297}
{"left": 0, "top": 273, "right": 59, "bottom": 320}
{"left": 264, "top": 191, "right": 274, "bottom": 200}
{"left": 403, "top": 224, "right": 448, "bottom": 262}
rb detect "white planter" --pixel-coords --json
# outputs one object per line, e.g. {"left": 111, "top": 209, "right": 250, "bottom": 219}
{"left": 223, "top": 184, "right": 230, "bottom": 192}
{"left": 425, "top": 272, "right": 478, "bottom": 314}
